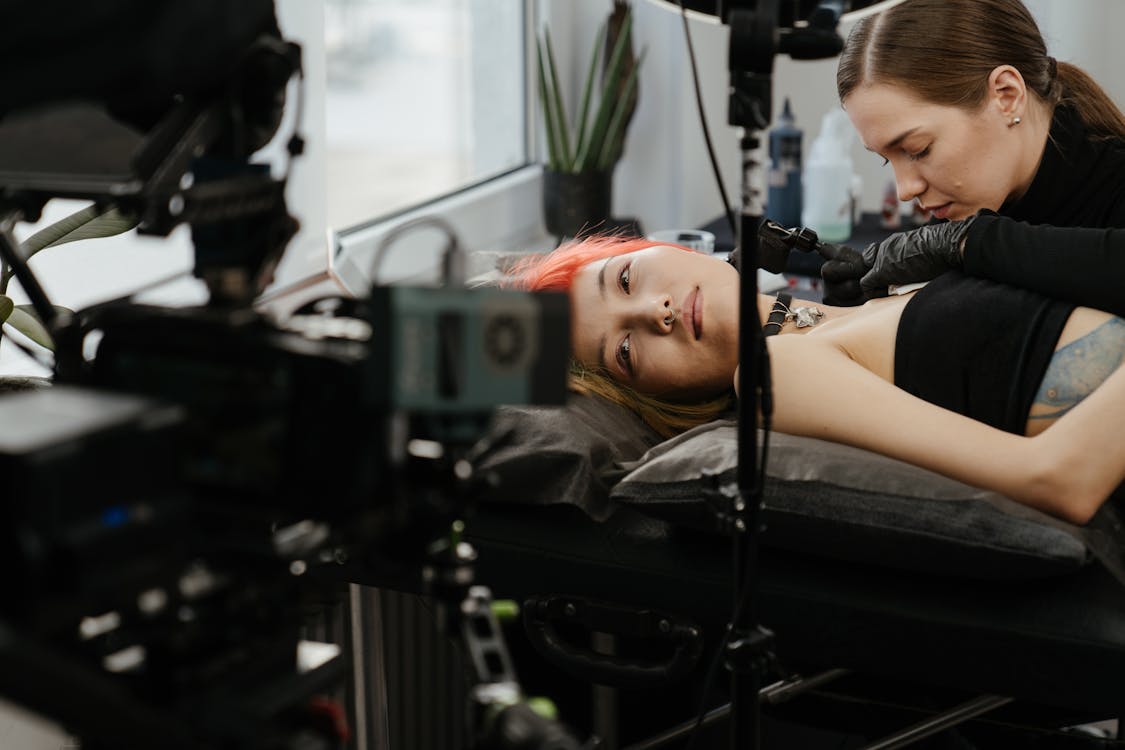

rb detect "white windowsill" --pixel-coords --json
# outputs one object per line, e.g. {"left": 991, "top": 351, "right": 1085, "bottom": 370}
{"left": 256, "top": 165, "right": 553, "bottom": 317}
{"left": 330, "top": 164, "right": 553, "bottom": 295}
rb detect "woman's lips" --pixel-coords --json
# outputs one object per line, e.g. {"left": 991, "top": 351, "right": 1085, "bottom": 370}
{"left": 684, "top": 287, "right": 702, "bottom": 340}
{"left": 927, "top": 202, "right": 953, "bottom": 220}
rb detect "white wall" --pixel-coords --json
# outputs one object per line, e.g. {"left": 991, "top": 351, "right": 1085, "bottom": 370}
{"left": 1027, "top": 0, "right": 1125, "bottom": 106}
{"left": 613, "top": 8, "right": 739, "bottom": 233}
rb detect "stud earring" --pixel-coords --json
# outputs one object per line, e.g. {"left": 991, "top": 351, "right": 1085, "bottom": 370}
{"left": 1009, "top": 116, "right": 1022, "bottom": 127}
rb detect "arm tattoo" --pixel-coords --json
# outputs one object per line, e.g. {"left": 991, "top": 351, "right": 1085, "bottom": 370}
{"left": 1031, "top": 316, "right": 1125, "bottom": 421}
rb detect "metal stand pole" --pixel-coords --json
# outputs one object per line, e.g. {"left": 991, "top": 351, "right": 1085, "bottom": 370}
{"left": 729, "top": 131, "right": 773, "bottom": 750}
{"left": 723, "top": 3, "right": 846, "bottom": 745}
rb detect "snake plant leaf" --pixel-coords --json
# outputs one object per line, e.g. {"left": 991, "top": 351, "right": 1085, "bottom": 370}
{"left": 536, "top": 37, "right": 564, "bottom": 170}
{"left": 0, "top": 295, "right": 12, "bottom": 325}
{"left": 597, "top": 47, "right": 646, "bottom": 170}
{"left": 573, "top": 21, "right": 608, "bottom": 171}
{"left": 544, "top": 31, "right": 574, "bottom": 169}
{"left": 574, "top": 8, "right": 635, "bottom": 172}
{"left": 20, "top": 204, "right": 139, "bottom": 260}
{"left": 536, "top": 4, "right": 642, "bottom": 175}
{"left": 602, "top": 0, "right": 639, "bottom": 166}
{"left": 5, "top": 304, "right": 71, "bottom": 351}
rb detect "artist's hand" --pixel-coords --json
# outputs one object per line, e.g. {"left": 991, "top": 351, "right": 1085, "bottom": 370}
{"left": 817, "top": 241, "right": 878, "bottom": 306}
{"left": 859, "top": 216, "right": 977, "bottom": 291}
{"left": 817, "top": 216, "right": 977, "bottom": 305}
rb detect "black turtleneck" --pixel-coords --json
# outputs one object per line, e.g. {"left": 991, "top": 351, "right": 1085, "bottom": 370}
{"left": 962, "top": 105, "right": 1125, "bottom": 316}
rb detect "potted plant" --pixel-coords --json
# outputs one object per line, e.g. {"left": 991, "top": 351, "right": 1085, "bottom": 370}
{"left": 0, "top": 204, "right": 137, "bottom": 390}
{"left": 537, "top": 1, "right": 645, "bottom": 239}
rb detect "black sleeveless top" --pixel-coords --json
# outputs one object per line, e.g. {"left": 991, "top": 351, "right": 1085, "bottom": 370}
{"left": 894, "top": 271, "right": 1075, "bottom": 435}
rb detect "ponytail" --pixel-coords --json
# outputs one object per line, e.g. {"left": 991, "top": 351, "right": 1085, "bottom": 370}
{"left": 1055, "top": 61, "right": 1125, "bottom": 140}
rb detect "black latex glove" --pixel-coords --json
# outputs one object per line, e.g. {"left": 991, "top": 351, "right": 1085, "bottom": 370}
{"left": 818, "top": 241, "right": 878, "bottom": 306}
{"left": 817, "top": 216, "right": 977, "bottom": 305}
{"left": 861, "top": 216, "right": 977, "bottom": 290}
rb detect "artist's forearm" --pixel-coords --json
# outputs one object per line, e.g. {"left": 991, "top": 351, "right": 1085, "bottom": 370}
{"left": 964, "top": 216, "right": 1125, "bottom": 317}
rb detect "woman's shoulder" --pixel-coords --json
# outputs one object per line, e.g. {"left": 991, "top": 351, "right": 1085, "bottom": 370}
{"left": 1009, "top": 109, "right": 1125, "bottom": 227}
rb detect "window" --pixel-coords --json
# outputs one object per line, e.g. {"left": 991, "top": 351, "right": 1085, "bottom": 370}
{"left": 324, "top": 0, "right": 530, "bottom": 230}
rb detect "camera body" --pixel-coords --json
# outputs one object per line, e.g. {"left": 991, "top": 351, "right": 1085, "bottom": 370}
{"left": 0, "top": 3, "right": 569, "bottom": 745}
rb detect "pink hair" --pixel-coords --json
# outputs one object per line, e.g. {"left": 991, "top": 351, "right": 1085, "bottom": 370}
{"left": 506, "top": 235, "right": 698, "bottom": 292}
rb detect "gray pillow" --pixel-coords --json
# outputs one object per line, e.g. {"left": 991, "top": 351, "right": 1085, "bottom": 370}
{"left": 474, "top": 393, "right": 665, "bottom": 521}
{"left": 611, "top": 420, "right": 1095, "bottom": 580}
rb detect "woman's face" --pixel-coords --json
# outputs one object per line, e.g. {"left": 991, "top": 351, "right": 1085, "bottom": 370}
{"left": 844, "top": 82, "right": 1026, "bottom": 220}
{"left": 569, "top": 245, "right": 741, "bottom": 399}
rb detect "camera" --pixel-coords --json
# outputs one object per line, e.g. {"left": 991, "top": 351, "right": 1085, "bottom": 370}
{"left": 0, "top": 2, "right": 569, "bottom": 746}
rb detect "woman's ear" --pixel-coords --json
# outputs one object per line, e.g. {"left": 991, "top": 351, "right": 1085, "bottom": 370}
{"left": 987, "top": 65, "right": 1027, "bottom": 123}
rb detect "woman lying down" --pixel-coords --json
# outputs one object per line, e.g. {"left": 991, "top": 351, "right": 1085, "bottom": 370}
{"left": 508, "top": 236, "right": 1125, "bottom": 526}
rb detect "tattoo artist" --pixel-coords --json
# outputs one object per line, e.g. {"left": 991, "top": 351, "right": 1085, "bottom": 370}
{"left": 816, "top": 0, "right": 1125, "bottom": 318}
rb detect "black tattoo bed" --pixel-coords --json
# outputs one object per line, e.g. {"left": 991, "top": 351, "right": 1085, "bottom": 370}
{"left": 460, "top": 397, "right": 1125, "bottom": 747}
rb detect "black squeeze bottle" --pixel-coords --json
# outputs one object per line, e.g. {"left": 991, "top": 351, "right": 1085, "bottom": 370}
{"left": 767, "top": 97, "right": 803, "bottom": 228}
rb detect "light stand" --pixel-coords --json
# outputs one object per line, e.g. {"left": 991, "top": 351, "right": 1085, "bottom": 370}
{"left": 725, "top": 2, "right": 845, "bottom": 748}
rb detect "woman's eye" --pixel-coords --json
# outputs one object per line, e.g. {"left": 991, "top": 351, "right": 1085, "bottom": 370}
{"left": 907, "top": 146, "right": 931, "bottom": 162}
{"left": 617, "top": 335, "right": 633, "bottom": 374}
{"left": 619, "top": 262, "right": 631, "bottom": 293}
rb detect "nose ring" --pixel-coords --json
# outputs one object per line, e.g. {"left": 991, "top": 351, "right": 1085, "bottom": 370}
{"left": 664, "top": 308, "right": 677, "bottom": 326}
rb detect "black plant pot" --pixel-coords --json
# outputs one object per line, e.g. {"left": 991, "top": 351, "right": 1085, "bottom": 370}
{"left": 542, "top": 168, "right": 613, "bottom": 240}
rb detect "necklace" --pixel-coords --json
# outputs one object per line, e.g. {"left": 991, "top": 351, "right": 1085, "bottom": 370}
{"left": 763, "top": 292, "right": 824, "bottom": 336}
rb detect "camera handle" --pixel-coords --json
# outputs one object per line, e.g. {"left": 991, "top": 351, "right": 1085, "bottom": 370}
{"left": 419, "top": 516, "right": 588, "bottom": 750}
{"left": 461, "top": 586, "right": 589, "bottom": 750}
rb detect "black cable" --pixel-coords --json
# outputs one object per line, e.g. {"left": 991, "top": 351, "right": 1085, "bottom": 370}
{"left": 113, "top": 268, "right": 194, "bottom": 303}
{"left": 758, "top": 342, "right": 773, "bottom": 501}
{"left": 0, "top": 213, "right": 60, "bottom": 335}
{"left": 676, "top": 0, "right": 738, "bottom": 238}
{"left": 6, "top": 266, "right": 196, "bottom": 373}
{"left": 59, "top": 268, "right": 195, "bottom": 336}
{"left": 0, "top": 210, "right": 199, "bottom": 377}
{"left": 0, "top": 326, "right": 54, "bottom": 372}
{"left": 368, "top": 215, "right": 463, "bottom": 287}
{"left": 0, "top": 213, "right": 60, "bottom": 373}
{"left": 683, "top": 573, "right": 754, "bottom": 750}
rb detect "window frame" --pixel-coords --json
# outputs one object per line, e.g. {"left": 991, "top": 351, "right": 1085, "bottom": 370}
{"left": 328, "top": 0, "right": 553, "bottom": 294}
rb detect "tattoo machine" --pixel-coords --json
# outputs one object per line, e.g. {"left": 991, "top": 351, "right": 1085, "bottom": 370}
{"left": 757, "top": 219, "right": 824, "bottom": 273}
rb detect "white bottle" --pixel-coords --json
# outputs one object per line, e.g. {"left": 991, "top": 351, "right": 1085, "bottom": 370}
{"left": 802, "top": 109, "right": 856, "bottom": 242}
